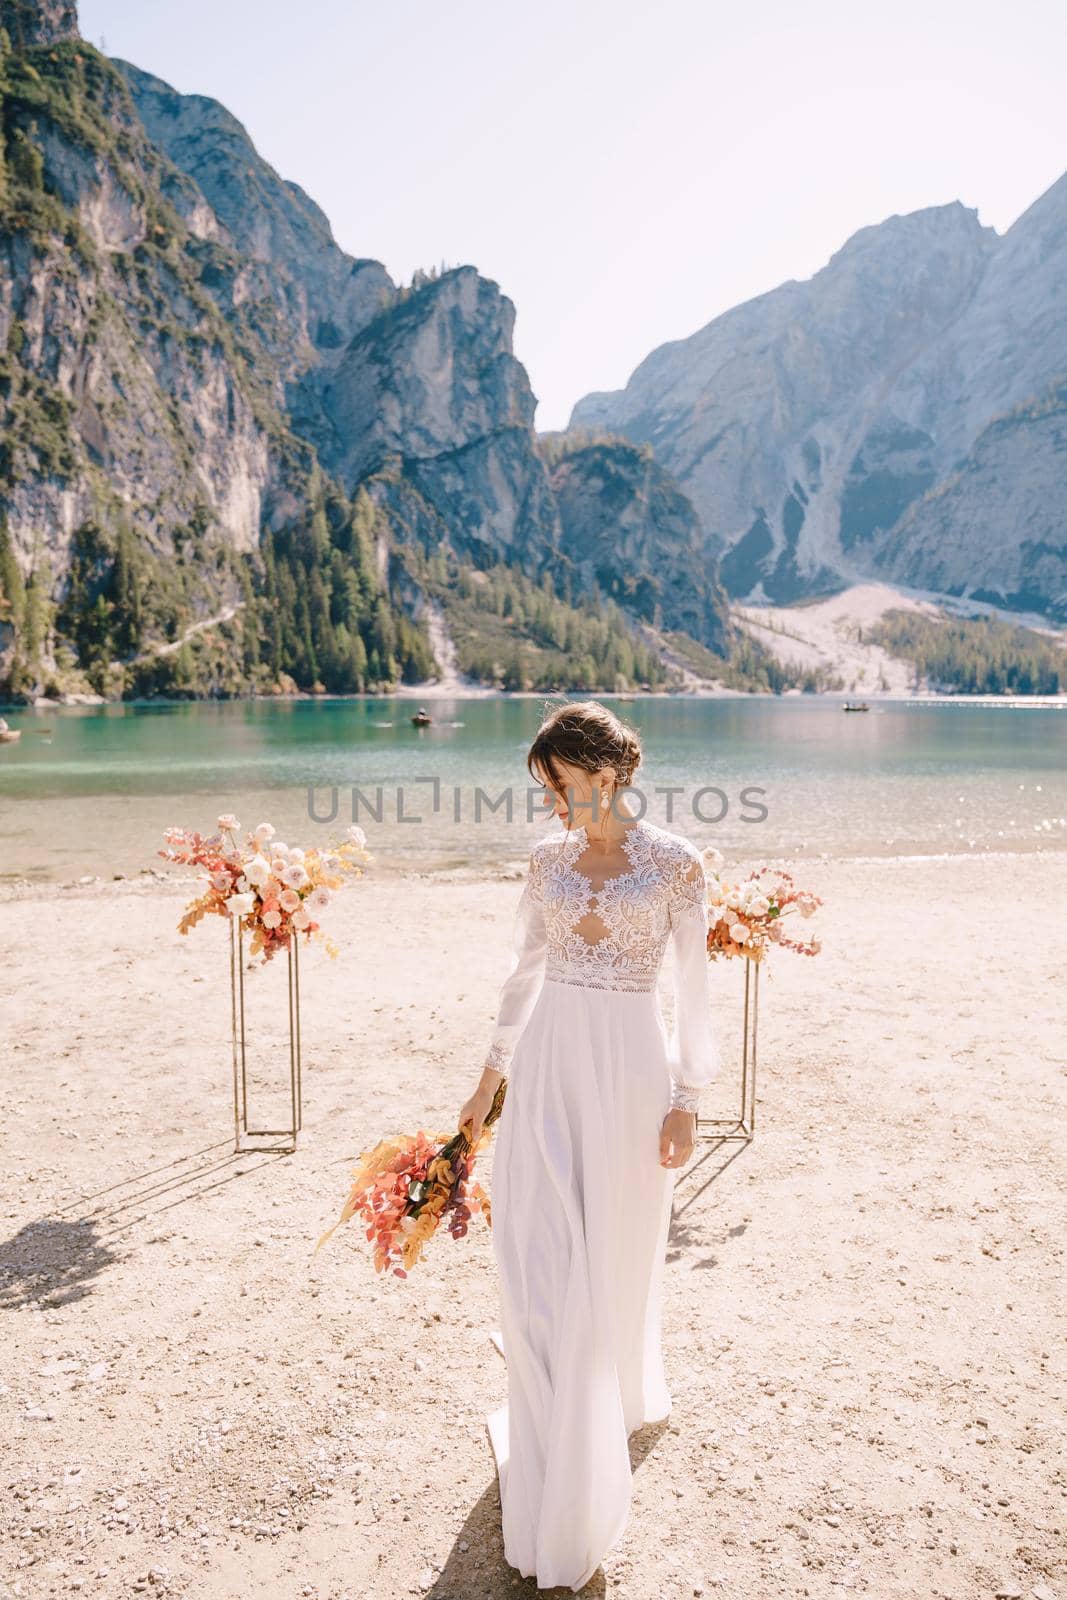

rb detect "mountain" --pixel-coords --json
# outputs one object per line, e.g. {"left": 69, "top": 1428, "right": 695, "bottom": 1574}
{"left": 119, "top": 62, "right": 569, "bottom": 577}
{"left": 0, "top": 0, "right": 729, "bottom": 703}
{"left": 545, "top": 435, "right": 729, "bottom": 645}
{"left": 117, "top": 62, "right": 393, "bottom": 378}
{"left": 292, "top": 265, "right": 566, "bottom": 568}
{"left": 0, "top": 12, "right": 310, "bottom": 699}
{"left": 3, "top": 0, "right": 75, "bottom": 47}
{"left": 873, "top": 382, "right": 1067, "bottom": 611}
{"left": 571, "top": 180, "right": 1067, "bottom": 619}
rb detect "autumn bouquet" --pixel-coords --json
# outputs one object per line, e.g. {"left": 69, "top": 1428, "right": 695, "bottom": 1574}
{"left": 159, "top": 814, "right": 371, "bottom": 964}
{"left": 701, "top": 845, "right": 822, "bottom": 963}
{"left": 314, "top": 1080, "right": 506, "bottom": 1277}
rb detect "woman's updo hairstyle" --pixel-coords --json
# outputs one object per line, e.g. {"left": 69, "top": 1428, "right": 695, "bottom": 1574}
{"left": 527, "top": 700, "right": 643, "bottom": 797}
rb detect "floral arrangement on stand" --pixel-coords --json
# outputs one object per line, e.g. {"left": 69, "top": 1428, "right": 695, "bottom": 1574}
{"left": 159, "top": 813, "right": 371, "bottom": 963}
{"left": 314, "top": 1081, "right": 505, "bottom": 1277}
{"left": 701, "top": 845, "right": 823, "bottom": 962}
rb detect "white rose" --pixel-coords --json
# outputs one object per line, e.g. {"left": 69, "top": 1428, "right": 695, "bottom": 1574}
{"left": 725, "top": 888, "right": 743, "bottom": 910}
{"left": 271, "top": 842, "right": 290, "bottom": 859}
{"left": 307, "top": 885, "right": 330, "bottom": 913}
{"left": 254, "top": 822, "right": 276, "bottom": 844}
{"left": 262, "top": 909, "right": 282, "bottom": 930}
{"left": 279, "top": 889, "right": 302, "bottom": 913}
{"left": 226, "top": 893, "right": 255, "bottom": 917}
{"left": 245, "top": 855, "right": 271, "bottom": 889}
{"left": 322, "top": 854, "right": 341, "bottom": 873}
{"left": 729, "top": 921, "right": 749, "bottom": 944}
{"left": 748, "top": 894, "right": 770, "bottom": 918}
{"left": 346, "top": 824, "right": 367, "bottom": 847}
{"left": 702, "top": 845, "right": 724, "bottom": 870}
{"left": 292, "top": 905, "right": 312, "bottom": 931}
{"left": 287, "top": 846, "right": 305, "bottom": 863}
{"left": 282, "top": 863, "right": 309, "bottom": 890}
{"left": 217, "top": 813, "right": 240, "bottom": 832}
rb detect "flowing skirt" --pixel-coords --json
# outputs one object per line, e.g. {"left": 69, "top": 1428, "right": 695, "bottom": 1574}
{"left": 486, "top": 977, "right": 678, "bottom": 1592}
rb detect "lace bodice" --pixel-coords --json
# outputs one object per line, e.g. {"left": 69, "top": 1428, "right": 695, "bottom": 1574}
{"left": 483, "top": 819, "right": 719, "bottom": 1112}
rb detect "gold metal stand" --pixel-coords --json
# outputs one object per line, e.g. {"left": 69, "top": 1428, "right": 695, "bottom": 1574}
{"left": 695, "top": 957, "right": 758, "bottom": 1144}
{"left": 230, "top": 916, "right": 303, "bottom": 1153}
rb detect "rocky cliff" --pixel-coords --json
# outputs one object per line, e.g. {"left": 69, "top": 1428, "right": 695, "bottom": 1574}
{"left": 0, "top": 16, "right": 443, "bottom": 698}
{"left": 117, "top": 62, "right": 393, "bottom": 376}
{"left": 0, "top": 0, "right": 76, "bottom": 47}
{"left": 571, "top": 182, "right": 1067, "bottom": 619}
{"left": 547, "top": 437, "right": 730, "bottom": 645}
{"left": 114, "top": 73, "right": 571, "bottom": 586}
{"left": 0, "top": 32, "right": 297, "bottom": 635}
{"left": 295, "top": 265, "right": 566, "bottom": 572}
{"left": 873, "top": 382, "right": 1067, "bottom": 613}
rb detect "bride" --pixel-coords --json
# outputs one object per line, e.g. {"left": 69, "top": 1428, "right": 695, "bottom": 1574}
{"left": 458, "top": 699, "right": 719, "bottom": 1591}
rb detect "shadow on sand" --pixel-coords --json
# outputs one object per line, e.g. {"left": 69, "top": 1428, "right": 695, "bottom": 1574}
{"left": 0, "top": 1139, "right": 290, "bottom": 1311}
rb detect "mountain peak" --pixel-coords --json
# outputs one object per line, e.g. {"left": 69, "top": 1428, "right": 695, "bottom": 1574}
{"left": 0, "top": 0, "right": 79, "bottom": 47}
{"left": 826, "top": 200, "right": 995, "bottom": 271}
{"left": 567, "top": 175, "right": 1067, "bottom": 618}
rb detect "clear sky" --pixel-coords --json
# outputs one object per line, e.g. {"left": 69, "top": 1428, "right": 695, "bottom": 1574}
{"left": 79, "top": 0, "right": 1067, "bottom": 430}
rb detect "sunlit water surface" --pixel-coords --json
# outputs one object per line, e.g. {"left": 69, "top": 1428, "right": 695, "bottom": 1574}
{"left": 0, "top": 696, "right": 1064, "bottom": 883}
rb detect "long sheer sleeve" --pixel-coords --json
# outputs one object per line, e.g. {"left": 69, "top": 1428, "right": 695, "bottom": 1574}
{"left": 665, "top": 848, "right": 719, "bottom": 1112}
{"left": 482, "top": 849, "right": 548, "bottom": 1077}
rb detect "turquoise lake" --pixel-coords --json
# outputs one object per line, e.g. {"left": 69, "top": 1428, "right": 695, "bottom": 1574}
{"left": 0, "top": 695, "right": 1064, "bottom": 883}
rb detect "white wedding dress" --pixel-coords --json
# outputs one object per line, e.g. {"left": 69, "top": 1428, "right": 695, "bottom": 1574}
{"left": 483, "top": 817, "right": 719, "bottom": 1591}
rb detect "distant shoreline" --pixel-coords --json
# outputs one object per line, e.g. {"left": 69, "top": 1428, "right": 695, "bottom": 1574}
{"left": 5, "top": 686, "right": 1067, "bottom": 713}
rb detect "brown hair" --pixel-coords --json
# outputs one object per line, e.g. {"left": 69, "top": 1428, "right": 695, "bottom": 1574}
{"left": 526, "top": 700, "right": 643, "bottom": 797}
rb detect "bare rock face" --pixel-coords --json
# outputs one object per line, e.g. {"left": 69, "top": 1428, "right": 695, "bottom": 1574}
{"left": 873, "top": 383, "right": 1067, "bottom": 616}
{"left": 117, "top": 63, "right": 393, "bottom": 374}
{"left": 886, "top": 174, "right": 1067, "bottom": 463}
{"left": 548, "top": 440, "right": 730, "bottom": 651}
{"left": 0, "top": 0, "right": 78, "bottom": 47}
{"left": 572, "top": 178, "right": 1067, "bottom": 618}
{"left": 300, "top": 266, "right": 562, "bottom": 564}
{"left": 574, "top": 203, "right": 999, "bottom": 603}
{"left": 0, "top": 40, "right": 287, "bottom": 605}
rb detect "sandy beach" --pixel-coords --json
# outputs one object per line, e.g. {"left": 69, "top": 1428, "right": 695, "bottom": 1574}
{"left": 2, "top": 849, "right": 1064, "bottom": 1600}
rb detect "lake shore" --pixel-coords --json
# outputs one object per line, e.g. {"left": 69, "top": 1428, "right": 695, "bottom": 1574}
{"left": 7, "top": 578, "right": 1066, "bottom": 713}
{"left": 2, "top": 850, "right": 1063, "bottom": 1598}
{"left": 9, "top": 686, "right": 1067, "bottom": 711}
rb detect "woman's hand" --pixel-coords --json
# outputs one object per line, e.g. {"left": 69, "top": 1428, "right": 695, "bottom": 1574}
{"left": 458, "top": 1072, "right": 501, "bottom": 1143}
{"left": 659, "top": 1107, "right": 696, "bottom": 1169}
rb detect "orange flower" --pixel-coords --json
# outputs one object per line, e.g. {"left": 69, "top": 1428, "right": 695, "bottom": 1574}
{"left": 314, "top": 1083, "right": 507, "bottom": 1277}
